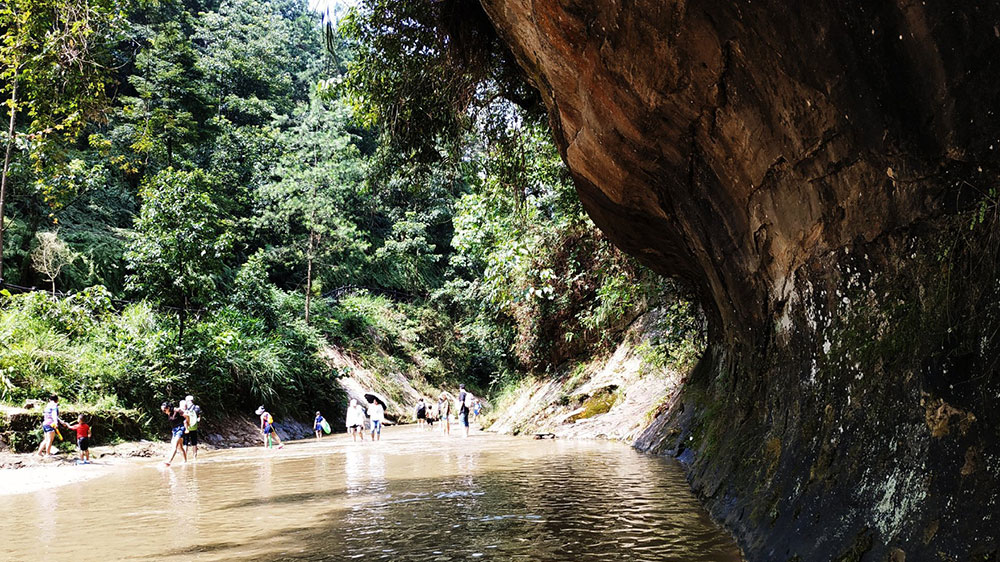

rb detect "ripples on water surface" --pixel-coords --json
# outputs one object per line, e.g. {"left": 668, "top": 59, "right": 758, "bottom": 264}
{"left": 0, "top": 427, "right": 741, "bottom": 561}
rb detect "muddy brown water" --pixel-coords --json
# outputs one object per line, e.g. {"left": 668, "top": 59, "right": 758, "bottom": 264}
{"left": 0, "top": 426, "right": 741, "bottom": 561}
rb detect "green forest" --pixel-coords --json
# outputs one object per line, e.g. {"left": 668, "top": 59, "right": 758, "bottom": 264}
{"left": 0, "top": 0, "right": 700, "bottom": 429}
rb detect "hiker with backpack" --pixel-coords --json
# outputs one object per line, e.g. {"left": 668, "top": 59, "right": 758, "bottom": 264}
{"left": 457, "top": 384, "right": 473, "bottom": 438}
{"left": 182, "top": 395, "right": 201, "bottom": 461}
{"left": 415, "top": 398, "right": 427, "bottom": 428}
{"left": 255, "top": 406, "right": 285, "bottom": 449}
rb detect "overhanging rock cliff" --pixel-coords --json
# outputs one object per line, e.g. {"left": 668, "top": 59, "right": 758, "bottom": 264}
{"left": 480, "top": 1, "right": 1000, "bottom": 559}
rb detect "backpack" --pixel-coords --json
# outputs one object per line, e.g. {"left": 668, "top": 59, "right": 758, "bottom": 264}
{"left": 463, "top": 392, "right": 474, "bottom": 409}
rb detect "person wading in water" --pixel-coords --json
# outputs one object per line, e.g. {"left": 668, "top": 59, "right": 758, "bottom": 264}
{"left": 181, "top": 395, "right": 201, "bottom": 461}
{"left": 256, "top": 406, "right": 285, "bottom": 449}
{"left": 346, "top": 399, "right": 366, "bottom": 441}
{"left": 160, "top": 402, "right": 190, "bottom": 466}
{"left": 368, "top": 398, "right": 385, "bottom": 441}
{"left": 415, "top": 398, "right": 427, "bottom": 429}
{"left": 457, "top": 384, "right": 473, "bottom": 438}
{"left": 438, "top": 393, "right": 451, "bottom": 435}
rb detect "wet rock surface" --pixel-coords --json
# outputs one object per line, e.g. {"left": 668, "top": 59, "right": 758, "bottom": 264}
{"left": 480, "top": 1, "right": 1000, "bottom": 559}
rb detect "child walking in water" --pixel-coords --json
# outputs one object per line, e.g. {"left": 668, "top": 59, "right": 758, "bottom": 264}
{"left": 256, "top": 406, "right": 284, "bottom": 449}
{"left": 67, "top": 414, "right": 92, "bottom": 464}
{"left": 314, "top": 411, "right": 325, "bottom": 440}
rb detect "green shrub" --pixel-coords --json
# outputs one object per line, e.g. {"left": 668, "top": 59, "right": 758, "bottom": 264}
{"left": 0, "top": 285, "right": 342, "bottom": 420}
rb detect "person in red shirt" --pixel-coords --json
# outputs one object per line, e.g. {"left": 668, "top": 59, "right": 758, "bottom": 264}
{"left": 67, "top": 414, "right": 92, "bottom": 464}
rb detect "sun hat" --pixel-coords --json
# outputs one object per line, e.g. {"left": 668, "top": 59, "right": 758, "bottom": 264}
{"left": 255, "top": 406, "right": 265, "bottom": 416}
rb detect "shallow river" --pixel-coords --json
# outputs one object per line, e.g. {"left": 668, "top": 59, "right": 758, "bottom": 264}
{"left": 1, "top": 427, "right": 741, "bottom": 561}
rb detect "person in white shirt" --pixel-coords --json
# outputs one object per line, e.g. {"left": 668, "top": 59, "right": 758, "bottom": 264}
{"left": 368, "top": 399, "right": 385, "bottom": 441}
{"left": 345, "top": 399, "right": 366, "bottom": 442}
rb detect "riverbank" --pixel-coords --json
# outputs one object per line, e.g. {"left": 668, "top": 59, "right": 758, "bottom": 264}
{"left": 0, "top": 439, "right": 178, "bottom": 495}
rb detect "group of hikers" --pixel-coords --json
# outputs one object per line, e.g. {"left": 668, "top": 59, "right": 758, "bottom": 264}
{"left": 413, "top": 384, "right": 481, "bottom": 438}
{"left": 345, "top": 383, "right": 480, "bottom": 441}
{"left": 34, "top": 393, "right": 202, "bottom": 466}
{"left": 343, "top": 396, "right": 386, "bottom": 442}
{"left": 34, "top": 383, "right": 482, "bottom": 467}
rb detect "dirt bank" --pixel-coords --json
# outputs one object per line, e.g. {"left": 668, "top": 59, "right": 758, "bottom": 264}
{"left": 323, "top": 346, "right": 460, "bottom": 424}
{"left": 486, "top": 309, "right": 688, "bottom": 443}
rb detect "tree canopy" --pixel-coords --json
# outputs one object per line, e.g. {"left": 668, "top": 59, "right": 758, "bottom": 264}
{"left": 0, "top": 0, "right": 696, "bottom": 419}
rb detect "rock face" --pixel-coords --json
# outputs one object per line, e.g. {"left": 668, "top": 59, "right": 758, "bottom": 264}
{"left": 487, "top": 308, "right": 687, "bottom": 441}
{"left": 480, "top": 1, "right": 1000, "bottom": 560}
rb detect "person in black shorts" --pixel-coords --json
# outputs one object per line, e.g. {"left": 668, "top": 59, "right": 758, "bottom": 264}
{"left": 182, "top": 424, "right": 199, "bottom": 448}
{"left": 415, "top": 398, "right": 427, "bottom": 428}
{"left": 181, "top": 396, "right": 201, "bottom": 461}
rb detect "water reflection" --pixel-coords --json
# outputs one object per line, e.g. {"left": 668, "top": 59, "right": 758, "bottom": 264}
{"left": 0, "top": 429, "right": 741, "bottom": 561}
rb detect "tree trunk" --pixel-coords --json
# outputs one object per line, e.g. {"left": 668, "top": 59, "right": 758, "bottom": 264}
{"left": 305, "top": 171, "right": 318, "bottom": 324}
{"left": 0, "top": 76, "right": 18, "bottom": 284}
{"left": 305, "top": 230, "right": 314, "bottom": 325}
{"left": 178, "top": 294, "right": 188, "bottom": 347}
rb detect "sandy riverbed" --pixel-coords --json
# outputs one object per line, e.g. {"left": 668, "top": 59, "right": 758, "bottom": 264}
{"left": 0, "top": 440, "right": 180, "bottom": 496}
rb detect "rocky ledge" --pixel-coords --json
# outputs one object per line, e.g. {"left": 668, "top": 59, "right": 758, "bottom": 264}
{"left": 481, "top": 1, "right": 1000, "bottom": 560}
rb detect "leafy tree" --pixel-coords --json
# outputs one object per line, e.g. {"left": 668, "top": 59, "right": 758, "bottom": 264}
{"left": 257, "top": 97, "right": 367, "bottom": 322}
{"left": 230, "top": 249, "right": 278, "bottom": 325}
{"left": 195, "top": 0, "right": 323, "bottom": 126}
{"left": 0, "top": 0, "right": 129, "bottom": 282}
{"left": 374, "top": 212, "right": 442, "bottom": 294}
{"left": 111, "top": 19, "right": 209, "bottom": 172}
{"left": 125, "top": 168, "right": 235, "bottom": 343}
{"left": 338, "top": 0, "right": 539, "bottom": 172}
{"left": 31, "top": 230, "right": 77, "bottom": 294}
